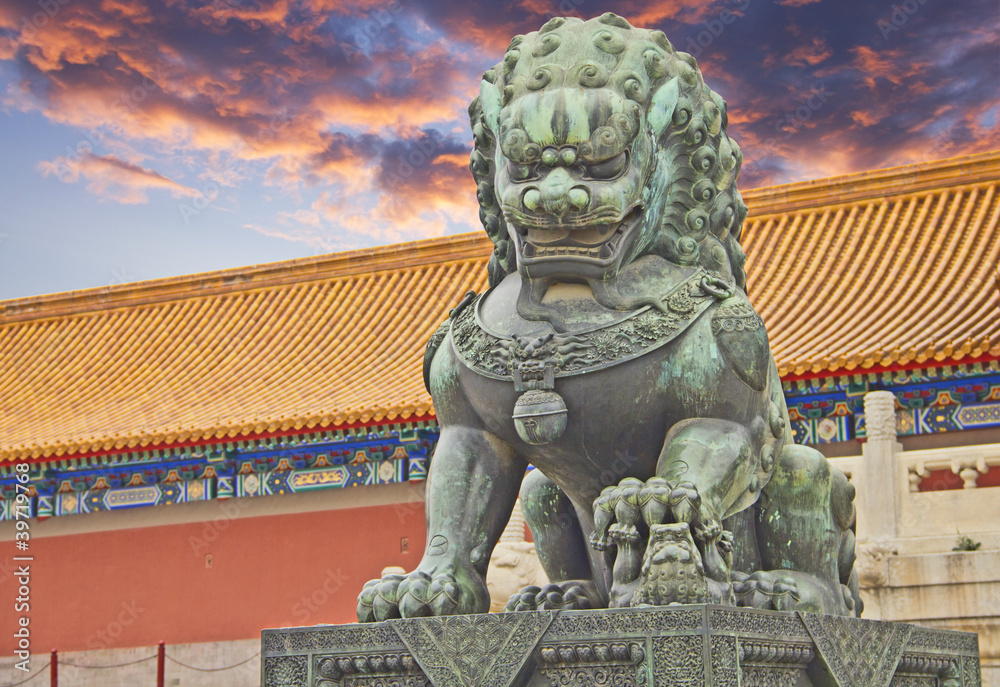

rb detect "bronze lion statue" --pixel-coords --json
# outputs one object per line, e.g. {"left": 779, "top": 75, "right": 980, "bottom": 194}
{"left": 358, "top": 13, "right": 861, "bottom": 621}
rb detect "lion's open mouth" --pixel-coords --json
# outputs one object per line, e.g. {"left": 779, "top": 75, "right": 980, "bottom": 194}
{"left": 521, "top": 225, "right": 623, "bottom": 259}
{"left": 515, "top": 204, "right": 643, "bottom": 265}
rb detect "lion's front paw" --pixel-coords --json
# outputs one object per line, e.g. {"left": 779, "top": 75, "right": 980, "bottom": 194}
{"left": 733, "top": 570, "right": 852, "bottom": 615}
{"left": 732, "top": 570, "right": 801, "bottom": 612}
{"left": 590, "top": 477, "right": 719, "bottom": 550}
{"left": 504, "top": 580, "right": 600, "bottom": 612}
{"left": 357, "top": 567, "right": 488, "bottom": 622}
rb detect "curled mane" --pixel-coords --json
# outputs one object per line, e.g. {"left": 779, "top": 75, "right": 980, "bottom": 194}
{"left": 468, "top": 13, "right": 749, "bottom": 291}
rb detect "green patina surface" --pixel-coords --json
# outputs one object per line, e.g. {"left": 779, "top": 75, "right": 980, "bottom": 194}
{"left": 358, "top": 13, "right": 862, "bottom": 625}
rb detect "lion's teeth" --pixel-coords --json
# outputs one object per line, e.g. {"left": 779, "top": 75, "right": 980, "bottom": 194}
{"left": 526, "top": 243, "right": 611, "bottom": 259}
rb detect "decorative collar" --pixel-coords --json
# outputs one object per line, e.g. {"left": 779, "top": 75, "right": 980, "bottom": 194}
{"left": 451, "top": 269, "right": 719, "bottom": 388}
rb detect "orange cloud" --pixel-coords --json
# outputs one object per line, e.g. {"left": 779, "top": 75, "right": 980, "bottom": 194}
{"left": 849, "top": 110, "right": 879, "bottom": 127}
{"left": 38, "top": 153, "right": 199, "bottom": 204}
{"left": 2, "top": 0, "right": 997, "bottom": 258}
{"left": 848, "top": 45, "right": 929, "bottom": 90}
{"left": 1, "top": 0, "right": 476, "bottom": 185}
{"left": 786, "top": 37, "right": 832, "bottom": 66}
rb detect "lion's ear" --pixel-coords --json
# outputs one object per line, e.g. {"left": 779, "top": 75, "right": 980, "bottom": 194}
{"left": 647, "top": 78, "right": 679, "bottom": 138}
{"left": 479, "top": 79, "right": 502, "bottom": 133}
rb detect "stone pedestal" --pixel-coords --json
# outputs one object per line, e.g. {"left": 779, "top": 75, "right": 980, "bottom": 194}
{"left": 261, "top": 605, "right": 981, "bottom": 686}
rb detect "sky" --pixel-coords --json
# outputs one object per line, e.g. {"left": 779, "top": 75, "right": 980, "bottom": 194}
{"left": 0, "top": 0, "right": 996, "bottom": 299}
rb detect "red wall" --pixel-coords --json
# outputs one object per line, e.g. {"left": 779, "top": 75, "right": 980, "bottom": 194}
{"left": 1, "top": 501, "right": 425, "bottom": 652}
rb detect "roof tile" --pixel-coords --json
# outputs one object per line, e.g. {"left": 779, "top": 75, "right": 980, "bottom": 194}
{"left": 1, "top": 153, "right": 998, "bottom": 461}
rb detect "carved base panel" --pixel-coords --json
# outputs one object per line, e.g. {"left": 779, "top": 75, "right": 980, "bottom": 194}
{"left": 261, "top": 606, "right": 981, "bottom": 687}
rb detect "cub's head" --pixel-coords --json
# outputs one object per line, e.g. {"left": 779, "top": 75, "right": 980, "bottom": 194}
{"left": 470, "top": 14, "right": 749, "bottom": 292}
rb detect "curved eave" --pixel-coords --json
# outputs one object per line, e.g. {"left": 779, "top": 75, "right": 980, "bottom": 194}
{"left": 2, "top": 153, "right": 998, "bottom": 463}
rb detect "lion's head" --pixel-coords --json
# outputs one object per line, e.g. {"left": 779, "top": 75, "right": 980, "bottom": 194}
{"left": 469, "top": 13, "right": 749, "bottom": 301}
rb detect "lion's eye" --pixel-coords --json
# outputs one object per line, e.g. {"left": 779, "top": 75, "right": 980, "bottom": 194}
{"left": 507, "top": 162, "right": 538, "bottom": 181}
{"left": 585, "top": 152, "right": 628, "bottom": 180}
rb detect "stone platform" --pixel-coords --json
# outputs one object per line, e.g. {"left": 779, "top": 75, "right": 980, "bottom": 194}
{"left": 261, "top": 605, "right": 981, "bottom": 686}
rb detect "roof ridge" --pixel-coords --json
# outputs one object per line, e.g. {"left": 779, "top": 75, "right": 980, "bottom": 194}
{"left": 2, "top": 152, "right": 997, "bottom": 324}
{"left": 0, "top": 232, "right": 494, "bottom": 325}
{"left": 743, "top": 150, "right": 1000, "bottom": 215}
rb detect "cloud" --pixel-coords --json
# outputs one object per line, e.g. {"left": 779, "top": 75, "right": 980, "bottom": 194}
{"left": 1, "top": 1, "right": 474, "bottom": 162}
{"left": 703, "top": 0, "right": 999, "bottom": 187}
{"left": 38, "top": 152, "right": 199, "bottom": 204}
{"left": 250, "top": 127, "right": 478, "bottom": 250}
{"left": 786, "top": 37, "right": 832, "bottom": 67}
{"left": 1, "top": 0, "right": 997, "bottom": 245}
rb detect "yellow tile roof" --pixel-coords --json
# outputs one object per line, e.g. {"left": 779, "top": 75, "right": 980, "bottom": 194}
{"left": 2, "top": 153, "right": 998, "bottom": 461}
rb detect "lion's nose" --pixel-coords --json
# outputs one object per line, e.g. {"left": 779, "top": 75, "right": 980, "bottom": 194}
{"left": 567, "top": 187, "right": 589, "bottom": 210}
{"left": 526, "top": 168, "right": 590, "bottom": 216}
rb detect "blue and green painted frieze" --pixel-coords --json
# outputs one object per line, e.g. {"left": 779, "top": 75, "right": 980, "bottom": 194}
{"left": 2, "top": 366, "right": 998, "bottom": 521}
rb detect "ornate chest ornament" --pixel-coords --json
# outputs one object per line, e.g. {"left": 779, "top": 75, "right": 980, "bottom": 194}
{"left": 451, "top": 269, "right": 725, "bottom": 444}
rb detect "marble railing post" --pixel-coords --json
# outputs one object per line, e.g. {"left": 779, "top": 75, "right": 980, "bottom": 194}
{"left": 858, "top": 390, "right": 902, "bottom": 542}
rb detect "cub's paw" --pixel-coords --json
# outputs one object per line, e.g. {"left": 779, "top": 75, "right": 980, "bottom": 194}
{"left": 504, "top": 581, "right": 601, "bottom": 612}
{"left": 357, "top": 567, "right": 488, "bottom": 622}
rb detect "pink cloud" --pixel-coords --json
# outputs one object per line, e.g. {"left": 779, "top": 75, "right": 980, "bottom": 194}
{"left": 38, "top": 152, "right": 198, "bottom": 204}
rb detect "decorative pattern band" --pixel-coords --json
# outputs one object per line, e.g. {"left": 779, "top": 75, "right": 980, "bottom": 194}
{"left": 451, "top": 269, "right": 717, "bottom": 382}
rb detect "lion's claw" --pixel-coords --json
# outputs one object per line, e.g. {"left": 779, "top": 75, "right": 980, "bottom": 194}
{"left": 733, "top": 571, "right": 801, "bottom": 611}
{"left": 591, "top": 477, "right": 720, "bottom": 552}
{"left": 640, "top": 476, "right": 671, "bottom": 526}
{"left": 594, "top": 477, "right": 737, "bottom": 607}
{"left": 504, "top": 581, "right": 598, "bottom": 612}
{"left": 357, "top": 568, "right": 486, "bottom": 622}
{"left": 668, "top": 482, "right": 701, "bottom": 527}
{"left": 397, "top": 571, "right": 461, "bottom": 617}
{"left": 732, "top": 569, "right": 852, "bottom": 614}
